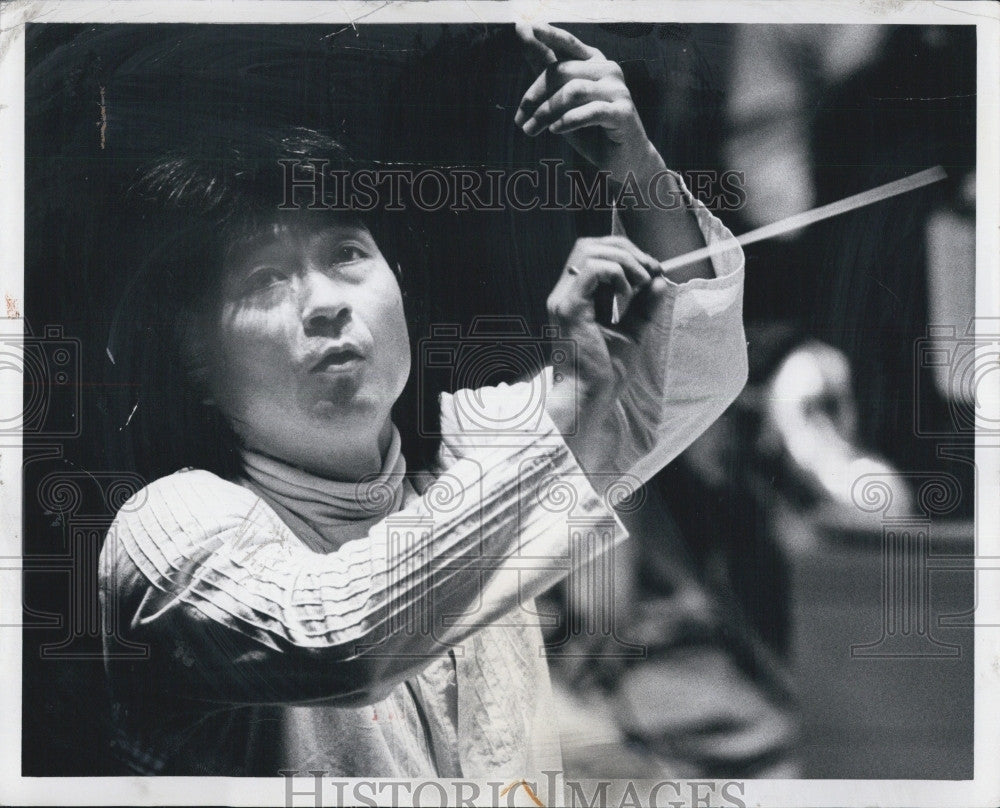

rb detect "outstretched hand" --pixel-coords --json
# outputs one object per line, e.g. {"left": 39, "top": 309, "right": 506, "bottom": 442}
{"left": 514, "top": 22, "right": 663, "bottom": 183}
{"left": 516, "top": 22, "right": 716, "bottom": 285}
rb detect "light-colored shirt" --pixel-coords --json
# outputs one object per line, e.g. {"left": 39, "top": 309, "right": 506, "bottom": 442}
{"left": 98, "top": 177, "right": 747, "bottom": 789}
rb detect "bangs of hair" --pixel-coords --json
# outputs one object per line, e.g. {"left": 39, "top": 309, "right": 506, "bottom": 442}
{"left": 133, "top": 128, "right": 401, "bottom": 290}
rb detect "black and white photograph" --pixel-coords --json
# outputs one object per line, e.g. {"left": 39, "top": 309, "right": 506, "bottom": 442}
{"left": 1, "top": 1, "right": 998, "bottom": 806}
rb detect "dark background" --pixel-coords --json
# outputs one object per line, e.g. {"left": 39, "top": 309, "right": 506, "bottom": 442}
{"left": 22, "top": 22, "right": 976, "bottom": 777}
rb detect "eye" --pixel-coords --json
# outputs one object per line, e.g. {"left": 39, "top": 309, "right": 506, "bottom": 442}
{"left": 330, "top": 243, "right": 369, "bottom": 265}
{"left": 244, "top": 266, "right": 287, "bottom": 293}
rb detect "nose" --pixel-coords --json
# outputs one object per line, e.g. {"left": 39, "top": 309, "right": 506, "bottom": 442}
{"left": 300, "top": 269, "right": 351, "bottom": 337}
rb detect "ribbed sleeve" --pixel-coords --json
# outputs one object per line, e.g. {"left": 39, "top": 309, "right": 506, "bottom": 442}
{"left": 99, "top": 408, "right": 627, "bottom": 706}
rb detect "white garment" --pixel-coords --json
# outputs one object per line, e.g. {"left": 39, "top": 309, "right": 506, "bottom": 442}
{"left": 98, "top": 176, "right": 746, "bottom": 788}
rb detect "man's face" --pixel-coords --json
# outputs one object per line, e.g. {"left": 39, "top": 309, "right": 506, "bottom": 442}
{"left": 204, "top": 216, "right": 411, "bottom": 479}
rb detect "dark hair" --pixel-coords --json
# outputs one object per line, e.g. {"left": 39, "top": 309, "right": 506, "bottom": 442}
{"left": 104, "top": 126, "right": 438, "bottom": 483}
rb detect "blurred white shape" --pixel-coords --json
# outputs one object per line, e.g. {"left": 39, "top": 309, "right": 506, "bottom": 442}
{"left": 925, "top": 181, "right": 976, "bottom": 404}
{"left": 763, "top": 342, "right": 913, "bottom": 516}
{"left": 724, "top": 25, "right": 886, "bottom": 230}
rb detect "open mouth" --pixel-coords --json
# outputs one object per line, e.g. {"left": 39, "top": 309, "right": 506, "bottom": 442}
{"left": 312, "top": 347, "right": 364, "bottom": 372}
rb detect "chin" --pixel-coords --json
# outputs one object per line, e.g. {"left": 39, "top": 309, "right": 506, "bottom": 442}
{"left": 309, "top": 392, "right": 389, "bottom": 425}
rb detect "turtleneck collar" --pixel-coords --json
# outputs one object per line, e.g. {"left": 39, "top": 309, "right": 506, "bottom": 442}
{"left": 239, "top": 425, "right": 410, "bottom": 551}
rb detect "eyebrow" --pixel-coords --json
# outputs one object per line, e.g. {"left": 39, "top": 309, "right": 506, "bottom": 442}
{"left": 225, "top": 219, "right": 375, "bottom": 267}
{"left": 307, "top": 224, "right": 374, "bottom": 249}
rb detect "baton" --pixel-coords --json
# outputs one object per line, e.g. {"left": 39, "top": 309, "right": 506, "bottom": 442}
{"left": 657, "top": 165, "right": 948, "bottom": 274}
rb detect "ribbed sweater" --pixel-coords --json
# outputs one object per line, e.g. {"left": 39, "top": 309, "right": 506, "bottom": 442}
{"left": 98, "top": 177, "right": 747, "bottom": 785}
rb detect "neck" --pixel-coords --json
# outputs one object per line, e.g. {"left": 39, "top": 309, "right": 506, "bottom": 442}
{"left": 238, "top": 421, "right": 408, "bottom": 540}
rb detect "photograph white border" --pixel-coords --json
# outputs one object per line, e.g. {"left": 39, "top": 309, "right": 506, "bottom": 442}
{"left": 1, "top": 1, "right": 997, "bottom": 806}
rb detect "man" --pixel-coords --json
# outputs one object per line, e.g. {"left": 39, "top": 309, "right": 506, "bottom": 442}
{"left": 98, "top": 23, "right": 746, "bottom": 791}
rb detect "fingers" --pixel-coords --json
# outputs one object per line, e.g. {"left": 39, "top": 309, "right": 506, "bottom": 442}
{"left": 548, "top": 98, "right": 634, "bottom": 136}
{"left": 548, "top": 261, "right": 630, "bottom": 327}
{"left": 614, "top": 277, "right": 669, "bottom": 337}
{"left": 514, "top": 26, "right": 628, "bottom": 139}
{"left": 584, "top": 236, "right": 660, "bottom": 284}
{"left": 548, "top": 236, "right": 659, "bottom": 322}
{"left": 515, "top": 22, "right": 557, "bottom": 72}
{"left": 586, "top": 244, "right": 655, "bottom": 288}
{"left": 514, "top": 60, "right": 617, "bottom": 128}
{"left": 593, "top": 235, "right": 661, "bottom": 277}
{"left": 530, "top": 22, "right": 597, "bottom": 61}
{"left": 515, "top": 76, "right": 632, "bottom": 135}
{"left": 574, "top": 259, "right": 633, "bottom": 302}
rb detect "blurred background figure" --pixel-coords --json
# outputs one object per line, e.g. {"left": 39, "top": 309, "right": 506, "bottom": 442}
{"left": 722, "top": 24, "right": 977, "bottom": 496}
{"left": 723, "top": 25, "right": 888, "bottom": 233}
{"left": 540, "top": 21, "right": 976, "bottom": 780}
{"left": 728, "top": 326, "right": 915, "bottom": 550}
{"left": 544, "top": 324, "right": 915, "bottom": 780}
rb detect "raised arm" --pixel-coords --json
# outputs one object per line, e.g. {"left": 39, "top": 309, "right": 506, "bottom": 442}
{"left": 515, "top": 23, "right": 748, "bottom": 484}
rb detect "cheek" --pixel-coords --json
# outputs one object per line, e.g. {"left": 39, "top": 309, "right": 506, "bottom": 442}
{"left": 209, "top": 304, "right": 299, "bottom": 406}
{"left": 374, "top": 283, "right": 411, "bottom": 379}
{"left": 385, "top": 295, "right": 410, "bottom": 348}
